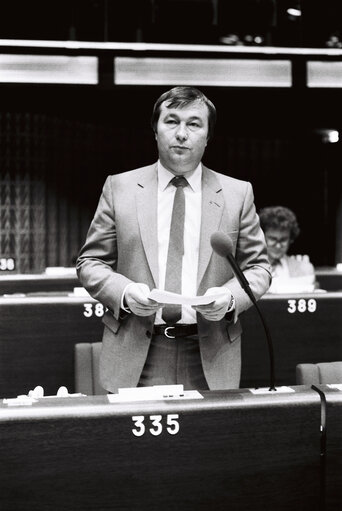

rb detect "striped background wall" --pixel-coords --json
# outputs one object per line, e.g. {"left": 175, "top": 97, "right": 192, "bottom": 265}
{"left": 0, "top": 113, "right": 105, "bottom": 272}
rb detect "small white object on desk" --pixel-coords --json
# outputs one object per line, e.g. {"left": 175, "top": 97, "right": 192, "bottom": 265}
{"left": 327, "top": 384, "right": 342, "bottom": 390}
{"left": 71, "top": 286, "right": 91, "bottom": 297}
{"left": 56, "top": 386, "right": 69, "bottom": 397}
{"left": 108, "top": 384, "right": 203, "bottom": 402}
{"left": 249, "top": 386, "right": 295, "bottom": 394}
{"left": 28, "top": 385, "right": 44, "bottom": 398}
{"left": 44, "top": 267, "right": 77, "bottom": 276}
{"left": 3, "top": 395, "right": 37, "bottom": 406}
{"left": 2, "top": 385, "right": 85, "bottom": 406}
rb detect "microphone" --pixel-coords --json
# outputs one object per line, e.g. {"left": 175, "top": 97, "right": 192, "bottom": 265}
{"left": 210, "top": 232, "right": 257, "bottom": 305}
{"left": 210, "top": 231, "right": 276, "bottom": 391}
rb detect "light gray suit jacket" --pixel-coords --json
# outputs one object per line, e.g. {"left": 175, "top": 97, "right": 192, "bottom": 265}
{"left": 76, "top": 163, "right": 271, "bottom": 392}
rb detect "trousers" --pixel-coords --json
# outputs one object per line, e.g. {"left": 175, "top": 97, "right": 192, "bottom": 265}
{"left": 138, "top": 334, "right": 209, "bottom": 390}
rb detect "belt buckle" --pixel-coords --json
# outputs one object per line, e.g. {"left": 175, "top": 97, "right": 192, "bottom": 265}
{"left": 164, "top": 326, "right": 176, "bottom": 339}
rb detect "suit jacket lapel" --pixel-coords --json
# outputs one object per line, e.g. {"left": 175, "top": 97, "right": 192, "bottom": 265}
{"left": 135, "top": 163, "right": 224, "bottom": 291}
{"left": 136, "top": 163, "right": 159, "bottom": 288}
{"left": 197, "top": 166, "right": 225, "bottom": 289}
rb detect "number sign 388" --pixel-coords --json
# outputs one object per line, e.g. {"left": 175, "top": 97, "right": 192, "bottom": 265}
{"left": 83, "top": 303, "right": 106, "bottom": 317}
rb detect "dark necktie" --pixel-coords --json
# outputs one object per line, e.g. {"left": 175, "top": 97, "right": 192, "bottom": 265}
{"left": 162, "top": 176, "right": 188, "bottom": 326}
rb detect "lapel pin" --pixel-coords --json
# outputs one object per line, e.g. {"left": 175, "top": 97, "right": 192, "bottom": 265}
{"left": 209, "top": 201, "right": 221, "bottom": 208}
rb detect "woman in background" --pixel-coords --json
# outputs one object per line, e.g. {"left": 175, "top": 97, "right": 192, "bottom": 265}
{"left": 259, "top": 205, "right": 317, "bottom": 293}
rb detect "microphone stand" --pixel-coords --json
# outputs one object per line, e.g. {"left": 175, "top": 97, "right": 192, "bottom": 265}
{"left": 249, "top": 299, "right": 276, "bottom": 391}
{"left": 226, "top": 253, "right": 276, "bottom": 391}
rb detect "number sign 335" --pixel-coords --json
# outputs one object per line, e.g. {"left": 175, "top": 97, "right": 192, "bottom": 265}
{"left": 132, "top": 414, "right": 180, "bottom": 437}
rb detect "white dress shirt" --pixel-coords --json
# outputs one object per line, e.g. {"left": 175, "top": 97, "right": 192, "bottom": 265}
{"left": 155, "top": 161, "right": 202, "bottom": 324}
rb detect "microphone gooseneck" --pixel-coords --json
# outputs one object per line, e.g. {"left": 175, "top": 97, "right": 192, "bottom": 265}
{"left": 211, "top": 232, "right": 256, "bottom": 304}
{"left": 210, "top": 231, "right": 276, "bottom": 391}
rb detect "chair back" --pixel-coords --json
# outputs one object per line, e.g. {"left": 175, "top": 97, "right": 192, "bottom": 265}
{"left": 296, "top": 362, "right": 342, "bottom": 385}
{"left": 75, "top": 342, "right": 107, "bottom": 395}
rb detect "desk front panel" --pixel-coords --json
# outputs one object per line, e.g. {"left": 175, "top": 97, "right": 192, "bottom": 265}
{"left": 317, "top": 385, "right": 342, "bottom": 511}
{"left": 241, "top": 292, "right": 342, "bottom": 389}
{"left": 0, "top": 387, "right": 321, "bottom": 511}
{"left": 0, "top": 296, "right": 104, "bottom": 398}
{"left": 0, "top": 274, "right": 80, "bottom": 294}
{"left": 315, "top": 267, "right": 342, "bottom": 292}
{"left": 1, "top": 292, "right": 341, "bottom": 397}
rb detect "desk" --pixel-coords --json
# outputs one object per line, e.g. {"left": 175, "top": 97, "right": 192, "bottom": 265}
{"left": 1, "top": 292, "right": 341, "bottom": 398}
{"left": 315, "top": 267, "right": 342, "bottom": 292}
{"left": 316, "top": 385, "right": 342, "bottom": 511}
{"left": 0, "top": 387, "right": 321, "bottom": 511}
{"left": 0, "top": 273, "right": 80, "bottom": 294}
{"left": 0, "top": 294, "right": 102, "bottom": 398}
{"left": 241, "top": 292, "right": 342, "bottom": 389}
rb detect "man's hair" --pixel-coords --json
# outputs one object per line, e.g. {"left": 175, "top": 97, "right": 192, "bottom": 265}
{"left": 151, "top": 86, "right": 217, "bottom": 140}
{"left": 259, "top": 206, "right": 300, "bottom": 243}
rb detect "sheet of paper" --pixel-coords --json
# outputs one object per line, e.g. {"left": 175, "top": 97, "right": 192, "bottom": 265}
{"left": 148, "top": 288, "right": 227, "bottom": 306}
{"left": 327, "top": 384, "right": 342, "bottom": 391}
{"left": 268, "top": 275, "right": 316, "bottom": 294}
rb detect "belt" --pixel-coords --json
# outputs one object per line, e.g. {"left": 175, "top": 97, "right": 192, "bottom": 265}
{"left": 153, "top": 324, "right": 198, "bottom": 339}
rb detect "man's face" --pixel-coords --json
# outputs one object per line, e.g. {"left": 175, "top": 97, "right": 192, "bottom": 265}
{"left": 155, "top": 100, "right": 209, "bottom": 175}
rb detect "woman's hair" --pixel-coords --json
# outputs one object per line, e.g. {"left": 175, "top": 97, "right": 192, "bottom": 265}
{"left": 151, "top": 86, "right": 217, "bottom": 140}
{"left": 259, "top": 206, "right": 300, "bottom": 243}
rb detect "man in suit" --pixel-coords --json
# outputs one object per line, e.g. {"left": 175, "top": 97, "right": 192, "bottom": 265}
{"left": 76, "top": 86, "right": 271, "bottom": 393}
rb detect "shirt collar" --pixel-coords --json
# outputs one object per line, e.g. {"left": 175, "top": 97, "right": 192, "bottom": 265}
{"left": 157, "top": 160, "right": 202, "bottom": 193}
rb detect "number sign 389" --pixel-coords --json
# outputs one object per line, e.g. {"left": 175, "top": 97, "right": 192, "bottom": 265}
{"left": 287, "top": 298, "right": 317, "bottom": 313}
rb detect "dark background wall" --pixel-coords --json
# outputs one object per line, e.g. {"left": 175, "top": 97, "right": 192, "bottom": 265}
{"left": 0, "top": 83, "right": 341, "bottom": 271}
{"left": 1, "top": 0, "right": 342, "bottom": 272}
{"left": 1, "top": 0, "right": 342, "bottom": 48}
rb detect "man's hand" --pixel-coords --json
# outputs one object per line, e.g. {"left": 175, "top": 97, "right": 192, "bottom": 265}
{"left": 124, "top": 283, "right": 162, "bottom": 316}
{"left": 193, "top": 287, "right": 232, "bottom": 321}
